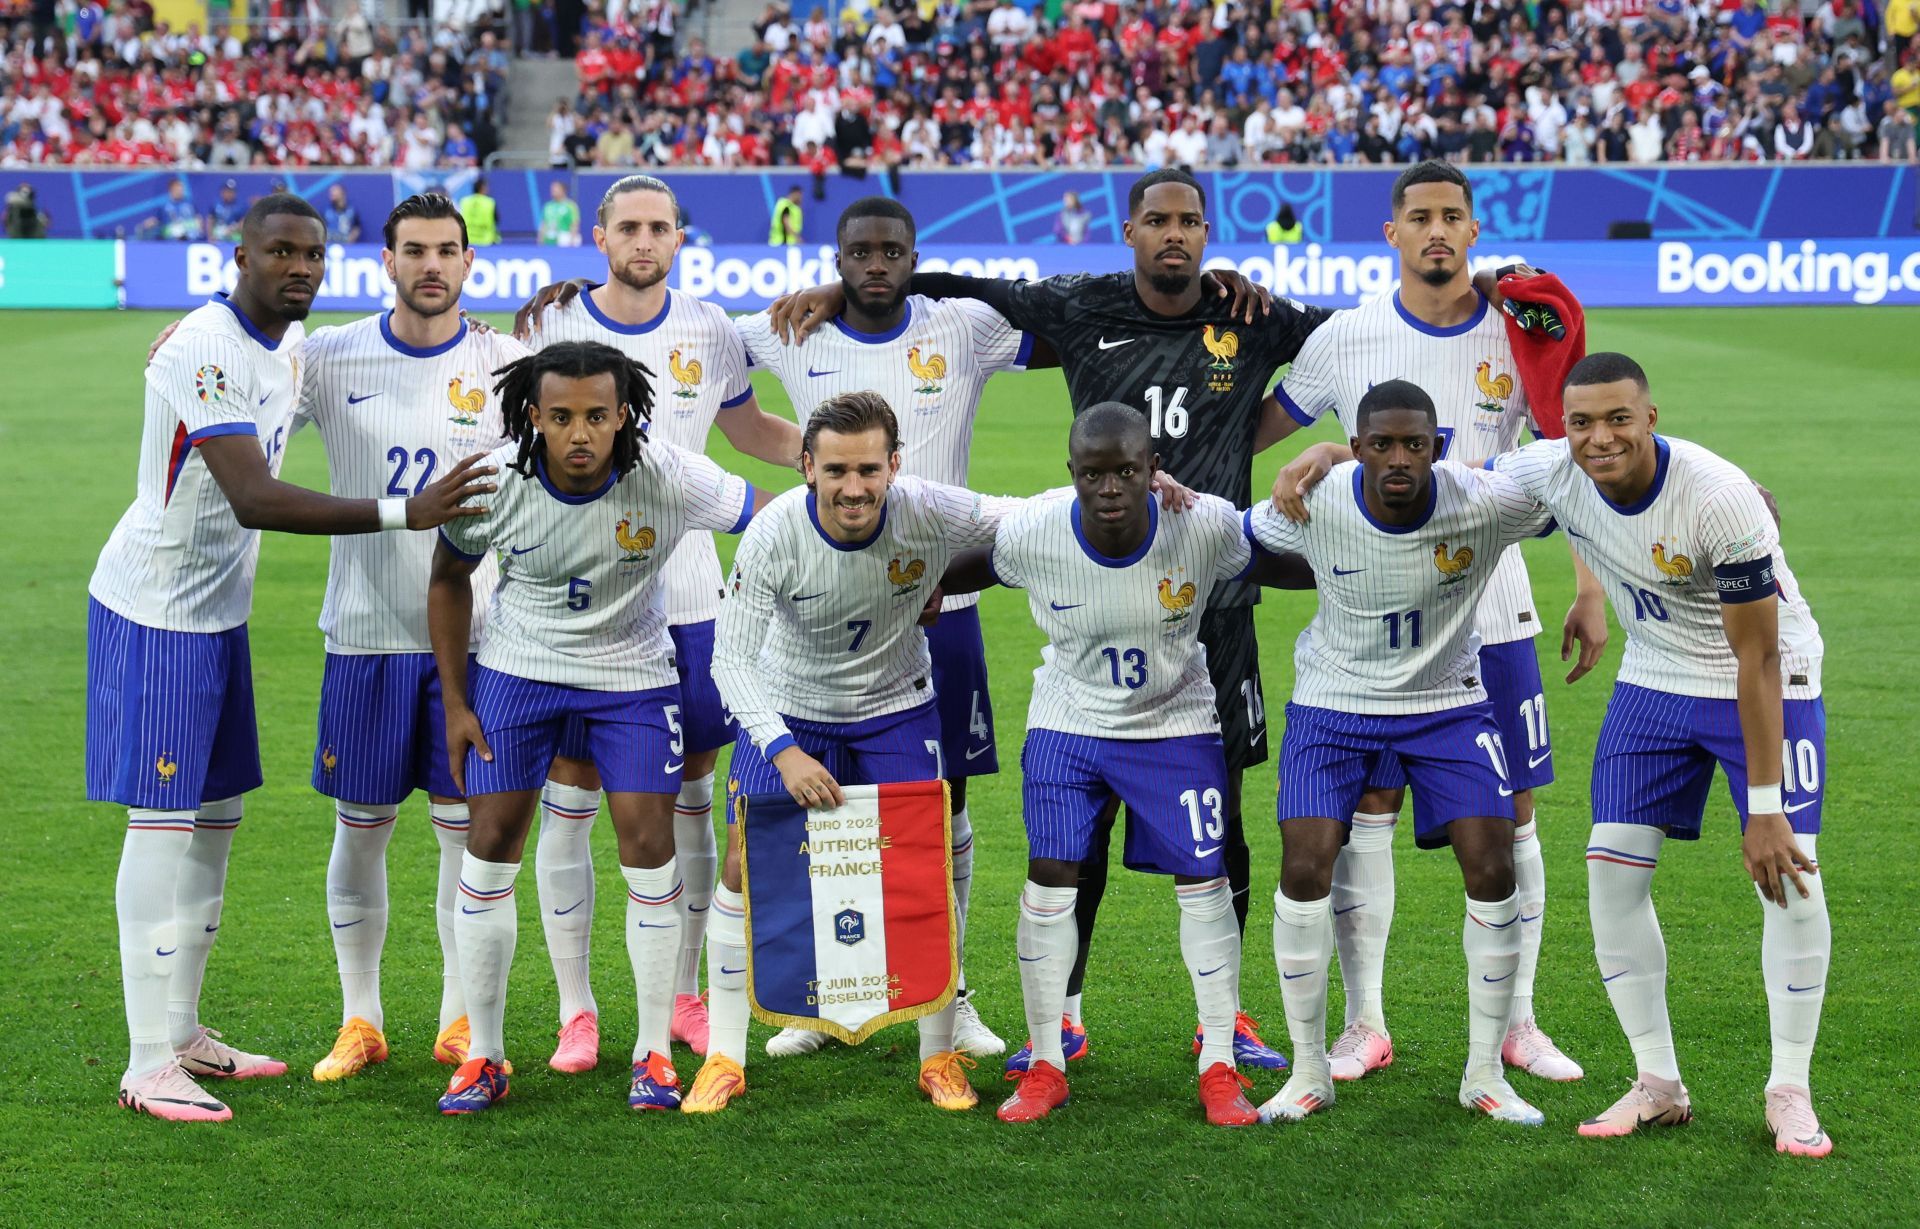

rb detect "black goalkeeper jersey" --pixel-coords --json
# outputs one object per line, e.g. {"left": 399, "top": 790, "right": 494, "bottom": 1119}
{"left": 913, "top": 270, "right": 1332, "bottom": 605}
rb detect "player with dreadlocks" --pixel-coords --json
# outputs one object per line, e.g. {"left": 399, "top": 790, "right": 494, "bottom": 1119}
{"left": 427, "top": 340, "right": 767, "bottom": 1116}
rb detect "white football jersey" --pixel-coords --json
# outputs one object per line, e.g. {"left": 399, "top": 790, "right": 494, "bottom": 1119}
{"left": 537, "top": 286, "right": 757, "bottom": 625}
{"left": 1494, "top": 436, "right": 1823, "bottom": 700}
{"left": 438, "top": 440, "right": 754, "bottom": 692}
{"left": 90, "top": 296, "right": 305, "bottom": 632}
{"left": 1247, "top": 461, "right": 1554, "bottom": 715}
{"left": 294, "top": 313, "right": 526, "bottom": 654}
{"left": 735, "top": 294, "right": 1033, "bottom": 611}
{"left": 1274, "top": 289, "right": 1544, "bottom": 645}
{"left": 714, "top": 475, "right": 1016, "bottom": 751}
{"left": 992, "top": 491, "right": 1251, "bottom": 739}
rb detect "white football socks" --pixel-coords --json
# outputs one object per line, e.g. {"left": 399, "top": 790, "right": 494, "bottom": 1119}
{"left": 1063, "top": 992, "right": 1083, "bottom": 1027}
{"left": 455, "top": 852, "right": 520, "bottom": 1063}
{"left": 1587, "top": 823, "right": 1679, "bottom": 1080}
{"left": 535, "top": 779, "right": 601, "bottom": 1023}
{"left": 326, "top": 804, "right": 397, "bottom": 1030}
{"left": 672, "top": 774, "right": 717, "bottom": 997}
{"left": 1273, "top": 888, "right": 1334, "bottom": 1082}
{"left": 951, "top": 806, "right": 975, "bottom": 993}
{"left": 705, "top": 884, "right": 750, "bottom": 1064}
{"left": 1463, "top": 891, "right": 1522, "bottom": 1083}
{"left": 1016, "top": 882, "right": 1078, "bottom": 1070}
{"left": 1510, "top": 819, "right": 1546, "bottom": 1027}
{"left": 117, "top": 814, "right": 194, "bottom": 1078}
{"left": 428, "top": 802, "right": 470, "bottom": 1030}
{"left": 1759, "top": 833, "right": 1828, "bottom": 1090}
{"left": 622, "top": 860, "right": 683, "bottom": 1063}
{"left": 1331, "top": 812, "right": 1395, "bottom": 1033}
{"left": 167, "top": 797, "right": 240, "bottom": 1049}
{"left": 1178, "top": 877, "right": 1239, "bottom": 1071}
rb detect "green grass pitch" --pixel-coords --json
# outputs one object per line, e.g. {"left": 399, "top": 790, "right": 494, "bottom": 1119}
{"left": 2, "top": 306, "right": 1915, "bottom": 1227}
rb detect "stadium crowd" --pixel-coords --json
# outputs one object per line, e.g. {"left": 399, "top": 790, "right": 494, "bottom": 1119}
{"left": 0, "top": 1, "right": 517, "bottom": 167}
{"left": 557, "top": 0, "right": 1920, "bottom": 169}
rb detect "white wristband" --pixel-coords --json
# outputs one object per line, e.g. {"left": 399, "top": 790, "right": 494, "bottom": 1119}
{"left": 1747, "top": 784, "right": 1784, "bottom": 816}
{"left": 377, "top": 498, "right": 409, "bottom": 532}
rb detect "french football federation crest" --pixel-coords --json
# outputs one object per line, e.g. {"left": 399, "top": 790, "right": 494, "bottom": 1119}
{"left": 155, "top": 753, "right": 178, "bottom": 784}
{"left": 1158, "top": 571, "right": 1197, "bottom": 625}
{"left": 616, "top": 517, "right": 656, "bottom": 563}
{"left": 1651, "top": 540, "right": 1694, "bottom": 586}
{"left": 907, "top": 346, "right": 945, "bottom": 395}
{"left": 667, "top": 347, "right": 702, "bottom": 399}
{"left": 1202, "top": 325, "right": 1238, "bottom": 392}
{"left": 835, "top": 908, "right": 866, "bottom": 946}
{"left": 888, "top": 557, "right": 926, "bottom": 596}
{"left": 321, "top": 746, "right": 337, "bottom": 774}
{"left": 1434, "top": 543, "right": 1475, "bottom": 584}
{"left": 447, "top": 377, "right": 485, "bottom": 426}
{"left": 1475, "top": 360, "right": 1514, "bottom": 414}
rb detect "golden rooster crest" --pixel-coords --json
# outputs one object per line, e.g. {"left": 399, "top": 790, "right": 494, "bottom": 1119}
{"left": 447, "top": 377, "right": 485, "bottom": 426}
{"left": 155, "top": 753, "right": 178, "bottom": 784}
{"left": 1651, "top": 542, "right": 1694, "bottom": 586}
{"left": 615, "top": 516, "right": 656, "bottom": 563}
{"left": 667, "top": 347, "right": 702, "bottom": 399}
{"left": 321, "top": 746, "right": 338, "bottom": 774}
{"left": 1434, "top": 542, "right": 1474, "bottom": 583}
{"left": 1158, "top": 573, "right": 1198, "bottom": 624}
{"left": 1475, "top": 361, "right": 1514, "bottom": 413}
{"left": 907, "top": 347, "right": 946, "bottom": 394}
{"left": 888, "top": 556, "right": 927, "bottom": 596}
{"left": 1202, "top": 325, "right": 1239, "bottom": 369}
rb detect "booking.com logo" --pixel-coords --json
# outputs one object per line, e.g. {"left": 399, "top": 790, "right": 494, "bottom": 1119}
{"left": 1657, "top": 240, "right": 1920, "bottom": 305}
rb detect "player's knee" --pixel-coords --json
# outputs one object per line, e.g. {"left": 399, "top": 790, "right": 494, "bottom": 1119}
{"left": 720, "top": 842, "right": 744, "bottom": 892}
{"left": 1026, "top": 857, "right": 1078, "bottom": 889}
{"left": 1279, "top": 858, "right": 1335, "bottom": 902}
{"left": 617, "top": 827, "right": 675, "bottom": 869}
{"left": 548, "top": 756, "right": 601, "bottom": 791}
{"left": 1358, "top": 786, "right": 1405, "bottom": 815}
{"left": 1461, "top": 857, "right": 1516, "bottom": 902}
{"left": 1512, "top": 790, "right": 1536, "bottom": 826}
{"left": 683, "top": 749, "right": 720, "bottom": 781}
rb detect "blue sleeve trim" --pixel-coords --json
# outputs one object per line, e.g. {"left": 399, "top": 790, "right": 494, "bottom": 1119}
{"left": 728, "top": 485, "right": 757, "bottom": 534}
{"left": 1535, "top": 516, "right": 1559, "bottom": 539}
{"left": 763, "top": 733, "right": 797, "bottom": 761}
{"left": 1713, "top": 556, "right": 1778, "bottom": 604}
{"left": 988, "top": 556, "right": 1017, "bottom": 590}
{"left": 1274, "top": 383, "right": 1316, "bottom": 428}
{"left": 1229, "top": 547, "right": 1257, "bottom": 582}
{"left": 1483, "top": 458, "right": 1497, "bottom": 471}
{"left": 1011, "top": 331, "right": 1035, "bottom": 371}
{"left": 436, "top": 529, "right": 485, "bottom": 563}
{"left": 1241, "top": 506, "right": 1268, "bottom": 554}
{"left": 187, "top": 421, "right": 259, "bottom": 445}
{"left": 719, "top": 386, "right": 754, "bottom": 409}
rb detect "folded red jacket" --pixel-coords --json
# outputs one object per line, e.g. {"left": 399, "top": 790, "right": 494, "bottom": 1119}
{"left": 1497, "top": 270, "right": 1587, "bottom": 440}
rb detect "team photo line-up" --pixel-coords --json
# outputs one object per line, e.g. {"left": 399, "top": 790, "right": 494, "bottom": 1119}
{"left": 88, "top": 159, "right": 1830, "bottom": 1156}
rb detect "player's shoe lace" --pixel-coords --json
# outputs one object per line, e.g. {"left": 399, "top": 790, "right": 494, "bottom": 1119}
{"left": 1764, "top": 1085, "right": 1832, "bottom": 1158}
{"left": 548, "top": 1011, "right": 600, "bottom": 1073}
{"left": 175, "top": 1026, "right": 287, "bottom": 1080}
{"left": 952, "top": 990, "right": 1006, "bottom": 1057}
{"left": 312, "top": 1017, "right": 389, "bottom": 1082}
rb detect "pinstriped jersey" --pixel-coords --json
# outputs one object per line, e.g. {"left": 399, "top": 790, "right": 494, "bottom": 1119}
{"left": 293, "top": 313, "right": 526, "bottom": 654}
{"left": 991, "top": 491, "right": 1252, "bottom": 739}
{"left": 1273, "top": 289, "right": 1544, "bottom": 645}
{"left": 90, "top": 296, "right": 305, "bottom": 633}
{"left": 1494, "top": 436, "right": 1823, "bottom": 701}
{"left": 438, "top": 441, "right": 755, "bottom": 692}
{"left": 714, "top": 476, "right": 1016, "bottom": 751}
{"left": 536, "top": 286, "right": 757, "bottom": 625}
{"left": 735, "top": 294, "right": 1033, "bottom": 612}
{"left": 1247, "top": 462, "right": 1554, "bottom": 715}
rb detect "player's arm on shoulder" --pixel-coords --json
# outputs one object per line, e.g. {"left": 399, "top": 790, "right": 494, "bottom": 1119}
{"left": 1243, "top": 499, "right": 1310, "bottom": 562}
{"left": 926, "top": 479, "right": 1019, "bottom": 548}
{"left": 716, "top": 392, "right": 803, "bottom": 470}
{"left": 941, "top": 546, "right": 1003, "bottom": 597}
{"left": 909, "top": 271, "right": 1064, "bottom": 338}
{"left": 1216, "top": 495, "right": 1310, "bottom": 590}
{"left": 427, "top": 535, "right": 488, "bottom": 795}
{"left": 512, "top": 276, "right": 591, "bottom": 340}
{"left": 1268, "top": 441, "right": 1353, "bottom": 523}
{"left": 199, "top": 434, "right": 498, "bottom": 535}
{"left": 677, "top": 448, "right": 767, "bottom": 533}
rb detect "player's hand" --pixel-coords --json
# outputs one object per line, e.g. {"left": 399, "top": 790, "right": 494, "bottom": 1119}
{"left": 769, "top": 282, "right": 846, "bottom": 343}
{"left": 1561, "top": 590, "right": 1609, "bottom": 683}
{"left": 444, "top": 704, "right": 492, "bottom": 797}
{"left": 1743, "top": 811, "right": 1816, "bottom": 908}
{"left": 1270, "top": 448, "right": 1337, "bottom": 523}
{"left": 404, "top": 452, "right": 499, "bottom": 528}
{"left": 1492, "top": 263, "right": 1568, "bottom": 341}
{"left": 1149, "top": 470, "right": 1199, "bottom": 511}
{"left": 1754, "top": 481, "right": 1782, "bottom": 527}
{"left": 773, "top": 746, "right": 844, "bottom": 810}
{"left": 512, "top": 278, "right": 591, "bottom": 340}
{"left": 917, "top": 586, "right": 944, "bottom": 627}
{"left": 147, "top": 317, "right": 184, "bottom": 364}
{"left": 461, "top": 309, "right": 495, "bottom": 336}
{"left": 1201, "top": 268, "right": 1272, "bottom": 324}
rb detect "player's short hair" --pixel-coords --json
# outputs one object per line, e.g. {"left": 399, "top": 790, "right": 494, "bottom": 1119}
{"left": 1355, "top": 379, "right": 1438, "bottom": 431}
{"left": 837, "top": 196, "right": 916, "bottom": 245}
{"left": 491, "top": 340, "right": 655, "bottom": 481}
{"left": 1128, "top": 168, "right": 1206, "bottom": 216}
{"left": 803, "top": 390, "right": 901, "bottom": 456}
{"left": 1390, "top": 160, "right": 1474, "bottom": 213}
{"left": 241, "top": 192, "right": 323, "bottom": 241}
{"left": 1564, "top": 351, "right": 1650, "bottom": 395}
{"left": 1068, "top": 402, "right": 1151, "bottom": 456}
{"left": 598, "top": 174, "right": 680, "bottom": 228}
{"left": 383, "top": 192, "right": 467, "bottom": 250}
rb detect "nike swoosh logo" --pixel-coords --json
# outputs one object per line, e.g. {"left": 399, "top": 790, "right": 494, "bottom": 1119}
{"left": 1049, "top": 601, "right": 1084, "bottom": 611}
{"left": 1097, "top": 338, "right": 1134, "bottom": 350}
{"left": 1194, "top": 845, "right": 1221, "bottom": 857}
{"left": 1527, "top": 752, "right": 1551, "bottom": 768}
{"left": 1567, "top": 529, "right": 1592, "bottom": 541}
{"left": 1018, "top": 954, "right": 1046, "bottom": 963}
{"left": 204, "top": 923, "right": 219, "bottom": 933}
{"left": 1601, "top": 969, "right": 1629, "bottom": 983}
{"left": 791, "top": 592, "right": 826, "bottom": 602}
{"left": 1198, "top": 963, "right": 1228, "bottom": 977}
{"left": 1498, "top": 787, "right": 1514, "bottom": 797}
{"left": 637, "top": 921, "right": 673, "bottom": 928}
{"left": 1787, "top": 982, "right": 1823, "bottom": 993}
{"left": 155, "top": 947, "right": 177, "bottom": 957}
{"left": 1519, "top": 913, "right": 1542, "bottom": 923}
{"left": 1331, "top": 566, "right": 1365, "bottom": 576}
{"left": 1783, "top": 799, "right": 1818, "bottom": 814}
{"left": 1482, "top": 971, "right": 1514, "bottom": 983}
{"left": 1250, "top": 728, "right": 1265, "bottom": 746}
{"left": 460, "top": 905, "right": 493, "bottom": 915}
{"left": 720, "top": 966, "right": 745, "bottom": 975}
{"left": 511, "top": 543, "right": 545, "bottom": 555}
{"left": 332, "top": 919, "right": 363, "bottom": 929}
{"left": 965, "top": 745, "right": 992, "bottom": 761}
{"left": 554, "top": 899, "right": 585, "bottom": 916}
{"left": 195, "top": 1058, "right": 238, "bottom": 1075}
{"left": 347, "top": 392, "right": 382, "bottom": 404}
{"left": 1282, "top": 970, "right": 1315, "bottom": 980}
{"left": 1331, "top": 903, "right": 1363, "bottom": 916}
{"left": 807, "top": 367, "right": 840, "bottom": 377}
{"left": 665, "top": 761, "right": 684, "bottom": 773}
{"left": 258, "top": 394, "right": 271, "bottom": 406}
{"left": 146, "top": 1095, "right": 224, "bottom": 1108}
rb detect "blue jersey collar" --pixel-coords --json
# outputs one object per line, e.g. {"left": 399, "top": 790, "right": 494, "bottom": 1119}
{"left": 1391, "top": 287, "right": 1488, "bottom": 338}
{"left": 535, "top": 452, "right": 620, "bottom": 504}
{"left": 380, "top": 310, "right": 468, "bottom": 357}
{"left": 211, "top": 294, "right": 284, "bottom": 351}
{"left": 1071, "top": 497, "right": 1158, "bottom": 568}
{"left": 1352, "top": 466, "right": 1436, "bottom": 534}
{"left": 1595, "top": 436, "right": 1672, "bottom": 516}
{"left": 807, "top": 489, "right": 890, "bottom": 550}
{"left": 583, "top": 284, "right": 672, "bottom": 335}
{"left": 831, "top": 301, "right": 913, "bottom": 344}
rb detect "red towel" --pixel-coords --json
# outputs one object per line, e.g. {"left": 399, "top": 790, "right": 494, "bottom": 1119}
{"left": 1496, "top": 270, "right": 1587, "bottom": 441}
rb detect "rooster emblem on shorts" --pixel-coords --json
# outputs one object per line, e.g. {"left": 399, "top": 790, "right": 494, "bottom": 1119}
{"left": 447, "top": 378, "right": 485, "bottom": 426}
{"left": 907, "top": 347, "right": 946, "bottom": 395}
{"left": 668, "top": 348, "right": 702, "bottom": 399}
{"left": 321, "top": 746, "right": 337, "bottom": 774}
{"left": 888, "top": 556, "right": 926, "bottom": 596}
{"left": 1434, "top": 543, "right": 1475, "bottom": 584}
{"left": 1652, "top": 541, "right": 1695, "bottom": 586}
{"left": 1158, "top": 574, "right": 1197, "bottom": 625}
{"left": 155, "top": 754, "right": 177, "bottom": 784}
{"left": 616, "top": 517, "right": 656, "bottom": 563}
